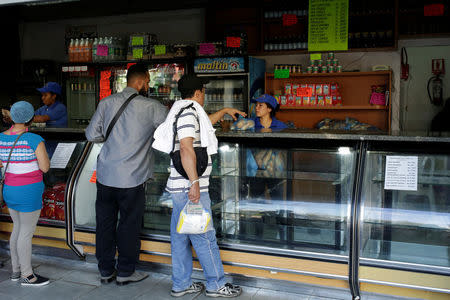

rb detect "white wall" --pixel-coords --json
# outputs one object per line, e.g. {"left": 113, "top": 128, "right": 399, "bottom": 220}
{"left": 19, "top": 8, "right": 205, "bottom": 62}
{"left": 398, "top": 38, "right": 450, "bottom": 132}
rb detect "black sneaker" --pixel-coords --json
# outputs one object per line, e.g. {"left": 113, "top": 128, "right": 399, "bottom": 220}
{"left": 171, "top": 282, "right": 205, "bottom": 297}
{"left": 20, "top": 274, "right": 50, "bottom": 286}
{"left": 206, "top": 283, "right": 242, "bottom": 298}
{"left": 100, "top": 270, "right": 117, "bottom": 284}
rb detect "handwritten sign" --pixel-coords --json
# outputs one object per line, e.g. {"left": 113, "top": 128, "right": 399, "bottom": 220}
{"left": 384, "top": 156, "right": 418, "bottom": 191}
{"left": 132, "top": 48, "right": 143, "bottom": 59}
{"left": 154, "top": 45, "right": 166, "bottom": 56}
{"left": 308, "top": 0, "right": 349, "bottom": 51}
{"left": 274, "top": 69, "right": 289, "bottom": 79}
{"left": 282, "top": 14, "right": 298, "bottom": 26}
{"left": 131, "top": 36, "right": 144, "bottom": 46}
{"left": 97, "top": 45, "right": 108, "bottom": 56}
{"left": 199, "top": 43, "right": 216, "bottom": 55}
{"left": 50, "top": 143, "right": 77, "bottom": 169}
{"left": 226, "top": 37, "right": 241, "bottom": 48}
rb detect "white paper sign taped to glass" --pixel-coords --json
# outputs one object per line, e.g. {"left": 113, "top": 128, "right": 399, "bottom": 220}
{"left": 384, "top": 156, "right": 418, "bottom": 191}
{"left": 177, "top": 201, "right": 212, "bottom": 234}
{"left": 50, "top": 143, "right": 77, "bottom": 169}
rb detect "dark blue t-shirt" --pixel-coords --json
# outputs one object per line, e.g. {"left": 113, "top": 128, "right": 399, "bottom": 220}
{"left": 35, "top": 101, "right": 68, "bottom": 128}
{"left": 251, "top": 117, "right": 287, "bottom": 130}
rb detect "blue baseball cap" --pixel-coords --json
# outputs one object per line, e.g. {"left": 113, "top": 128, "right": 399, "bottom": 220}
{"left": 251, "top": 94, "right": 278, "bottom": 109}
{"left": 10, "top": 101, "right": 35, "bottom": 124}
{"left": 37, "top": 82, "right": 62, "bottom": 96}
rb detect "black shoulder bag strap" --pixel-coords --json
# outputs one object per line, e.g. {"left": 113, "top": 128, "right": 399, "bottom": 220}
{"left": 104, "top": 93, "right": 138, "bottom": 142}
{"left": 171, "top": 103, "right": 195, "bottom": 153}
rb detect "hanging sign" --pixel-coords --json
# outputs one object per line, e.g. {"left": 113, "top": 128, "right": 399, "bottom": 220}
{"left": 131, "top": 36, "right": 144, "bottom": 46}
{"left": 97, "top": 45, "right": 108, "bottom": 57}
{"left": 199, "top": 43, "right": 216, "bottom": 55}
{"left": 132, "top": 48, "right": 143, "bottom": 59}
{"left": 308, "top": 0, "right": 349, "bottom": 52}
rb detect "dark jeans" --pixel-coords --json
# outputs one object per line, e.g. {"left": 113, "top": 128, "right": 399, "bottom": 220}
{"left": 95, "top": 181, "right": 145, "bottom": 277}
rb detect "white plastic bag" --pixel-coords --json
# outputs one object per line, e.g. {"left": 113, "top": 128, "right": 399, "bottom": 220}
{"left": 176, "top": 201, "right": 212, "bottom": 234}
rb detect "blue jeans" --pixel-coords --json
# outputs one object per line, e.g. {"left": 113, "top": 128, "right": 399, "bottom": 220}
{"left": 170, "top": 191, "right": 226, "bottom": 292}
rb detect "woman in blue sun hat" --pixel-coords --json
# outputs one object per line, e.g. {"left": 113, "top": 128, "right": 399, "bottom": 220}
{"left": 250, "top": 94, "right": 287, "bottom": 130}
{"left": 0, "top": 101, "right": 50, "bottom": 286}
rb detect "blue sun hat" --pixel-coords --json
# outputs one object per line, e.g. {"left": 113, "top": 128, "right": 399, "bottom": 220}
{"left": 37, "top": 82, "right": 62, "bottom": 96}
{"left": 251, "top": 94, "right": 278, "bottom": 109}
{"left": 10, "top": 101, "right": 35, "bottom": 124}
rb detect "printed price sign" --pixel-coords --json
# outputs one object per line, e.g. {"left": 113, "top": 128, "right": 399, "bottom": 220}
{"left": 274, "top": 69, "right": 290, "bottom": 79}
{"left": 384, "top": 156, "right": 418, "bottom": 191}
{"left": 199, "top": 43, "right": 216, "bottom": 55}
{"left": 283, "top": 14, "right": 298, "bottom": 26}
{"left": 308, "top": 0, "right": 349, "bottom": 51}
{"left": 97, "top": 44, "right": 108, "bottom": 56}
{"left": 132, "top": 48, "right": 143, "bottom": 59}
{"left": 297, "top": 87, "right": 313, "bottom": 97}
{"left": 131, "top": 36, "right": 144, "bottom": 46}
{"left": 424, "top": 4, "right": 444, "bottom": 16}
{"left": 154, "top": 45, "right": 166, "bottom": 56}
{"left": 226, "top": 37, "right": 241, "bottom": 48}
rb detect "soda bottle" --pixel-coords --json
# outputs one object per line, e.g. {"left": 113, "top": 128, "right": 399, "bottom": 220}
{"left": 74, "top": 38, "right": 80, "bottom": 62}
{"left": 92, "top": 37, "right": 98, "bottom": 62}
{"left": 68, "top": 38, "right": 74, "bottom": 62}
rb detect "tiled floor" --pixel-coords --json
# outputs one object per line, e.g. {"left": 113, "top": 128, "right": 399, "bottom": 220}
{"left": 0, "top": 250, "right": 418, "bottom": 300}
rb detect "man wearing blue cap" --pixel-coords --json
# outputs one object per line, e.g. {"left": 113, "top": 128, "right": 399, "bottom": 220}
{"left": 34, "top": 82, "right": 68, "bottom": 128}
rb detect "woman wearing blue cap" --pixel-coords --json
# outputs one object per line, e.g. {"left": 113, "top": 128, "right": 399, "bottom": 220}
{"left": 34, "top": 82, "right": 68, "bottom": 128}
{"left": 250, "top": 94, "right": 287, "bottom": 130}
{"left": 0, "top": 101, "right": 50, "bottom": 286}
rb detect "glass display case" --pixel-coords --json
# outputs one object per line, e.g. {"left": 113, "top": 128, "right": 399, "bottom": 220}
{"left": 64, "top": 131, "right": 450, "bottom": 299}
{"left": 72, "top": 138, "right": 357, "bottom": 259}
{"left": 360, "top": 151, "right": 450, "bottom": 268}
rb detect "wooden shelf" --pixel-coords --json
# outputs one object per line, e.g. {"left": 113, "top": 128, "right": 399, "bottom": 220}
{"left": 280, "top": 105, "right": 388, "bottom": 110}
{"left": 266, "top": 71, "right": 391, "bottom": 78}
{"left": 252, "top": 47, "right": 397, "bottom": 56}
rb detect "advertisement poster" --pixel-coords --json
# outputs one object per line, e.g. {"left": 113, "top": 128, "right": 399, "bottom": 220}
{"left": 194, "top": 57, "right": 245, "bottom": 73}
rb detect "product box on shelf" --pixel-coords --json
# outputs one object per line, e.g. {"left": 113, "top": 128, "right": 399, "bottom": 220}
{"left": 279, "top": 81, "right": 342, "bottom": 107}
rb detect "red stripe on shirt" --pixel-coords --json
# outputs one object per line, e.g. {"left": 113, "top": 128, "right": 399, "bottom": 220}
{"left": 4, "top": 170, "right": 43, "bottom": 186}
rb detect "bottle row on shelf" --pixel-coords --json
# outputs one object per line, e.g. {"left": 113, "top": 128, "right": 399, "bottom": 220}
{"left": 264, "top": 34, "right": 308, "bottom": 51}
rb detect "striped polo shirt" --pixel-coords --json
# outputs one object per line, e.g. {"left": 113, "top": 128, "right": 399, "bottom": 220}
{"left": 166, "top": 107, "right": 212, "bottom": 193}
{"left": 0, "top": 133, "right": 44, "bottom": 186}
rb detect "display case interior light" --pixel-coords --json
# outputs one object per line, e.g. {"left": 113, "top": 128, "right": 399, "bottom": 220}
{"left": 338, "top": 147, "right": 351, "bottom": 155}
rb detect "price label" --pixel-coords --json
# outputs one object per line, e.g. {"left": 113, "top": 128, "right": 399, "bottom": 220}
{"left": 199, "top": 43, "right": 216, "bottom": 55}
{"left": 274, "top": 69, "right": 290, "bottom": 79}
{"left": 131, "top": 36, "right": 144, "bottom": 46}
{"left": 297, "top": 87, "right": 313, "bottom": 97}
{"left": 282, "top": 14, "right": 298, "bottom": 26}
{"left": 424, "top": 4, "right": 444, "bottom": 16}
{"left": 226, "top": 37, "right": 241, "bottom": 48}
{"left": 68, "top": 66, "right": 75, "bottom": 72}
{"left": 97, "top": 45, "right": 108, "bottom": 57}
{"left": 62, "top": 66, "right": 69, "bottom": 72}
{"left": 132, "top": 48, "right": 143, "bottom": 59}
{"left": 154, "top": 45, "right": 166, "bottom": 56}
{"left": 310, "top": 53, "right": 322, "bottom": 61}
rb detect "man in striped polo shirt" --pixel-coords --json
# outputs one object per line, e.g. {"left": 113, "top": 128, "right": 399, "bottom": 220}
{"left": 165, "top": 74, "right": 245, "bottom": 298}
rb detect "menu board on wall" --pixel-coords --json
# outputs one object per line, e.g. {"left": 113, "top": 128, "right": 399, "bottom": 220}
{"left": 308, "top": 0, "right": 349, "bottom": 52}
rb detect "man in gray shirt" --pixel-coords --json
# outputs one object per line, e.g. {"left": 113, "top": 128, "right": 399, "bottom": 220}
{"left": 86, "top": 63, "right": 167, "bottom": 285}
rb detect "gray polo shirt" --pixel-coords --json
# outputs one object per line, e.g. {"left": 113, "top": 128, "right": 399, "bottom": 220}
{"left": 86, "top": 87, "right": 168, "bottom": 188}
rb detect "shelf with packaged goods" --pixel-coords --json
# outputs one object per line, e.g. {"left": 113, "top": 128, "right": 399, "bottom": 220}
{"left": 265, "top": 71, "right": 392, "bottom": 131}
{"left": 279, "top": 105, "right": 388, "bottom": 111}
